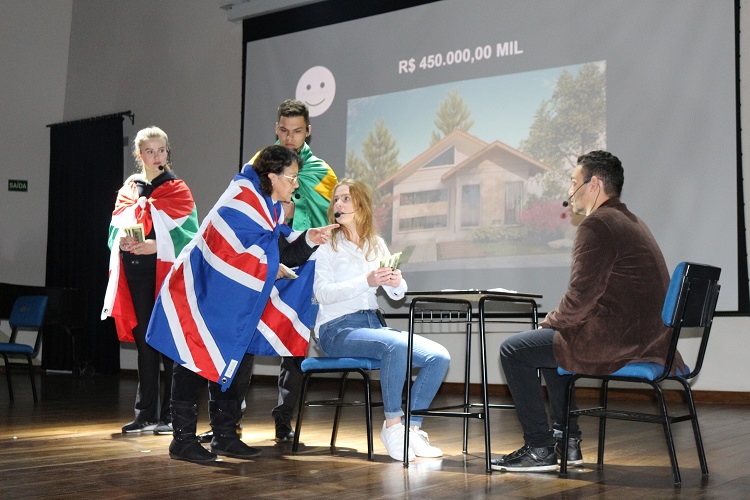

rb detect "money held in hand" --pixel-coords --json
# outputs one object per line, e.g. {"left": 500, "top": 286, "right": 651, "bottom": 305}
{"left": 379, "top": 252, "right": 402, "bottom": 269}
{"left": 278, "top": 263, "right": 298, "bottom": 279}
{"left": 123, "top": 223, "right": 145, "bottom": 243}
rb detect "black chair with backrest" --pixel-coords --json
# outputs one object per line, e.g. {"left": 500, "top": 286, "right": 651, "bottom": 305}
{"left": 0, "top": 295, "right": 49, "bottom": 402}
{"left": 558, "top": 262, "right": 721, "bottom": 485}
{"left": 292, "top": 309, "right": 389, "bottom": 461}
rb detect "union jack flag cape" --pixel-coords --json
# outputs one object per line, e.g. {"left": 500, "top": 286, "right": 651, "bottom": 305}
{"left": 145, "top": 165, "right": 316, "bottom": 391}
{"left": 101, "top": 174, "right": 199, "bottom": 342}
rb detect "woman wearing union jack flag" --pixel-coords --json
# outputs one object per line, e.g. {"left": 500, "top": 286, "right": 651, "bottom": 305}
{"left": 146, "top": 145, "right": 337, "bottom": 463}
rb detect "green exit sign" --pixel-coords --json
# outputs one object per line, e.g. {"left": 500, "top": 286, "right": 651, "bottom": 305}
{"left": 8, "top": 180, "right": 28, "bottom": 192}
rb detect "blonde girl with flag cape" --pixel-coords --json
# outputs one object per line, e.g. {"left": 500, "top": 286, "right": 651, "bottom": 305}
{"left": 101, "top": 126, "right": 199, "bottom": 435}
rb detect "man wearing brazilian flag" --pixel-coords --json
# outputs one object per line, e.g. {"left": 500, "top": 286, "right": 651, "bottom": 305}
{"left": 270, "top": 99, "right": 338, "bottom": 230}
{"left": 261, "top": 99, "right": 338, "bottom": 443}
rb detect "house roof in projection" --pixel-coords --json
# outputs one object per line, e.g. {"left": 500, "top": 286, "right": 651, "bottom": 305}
{"left": 378, "top": 129, "right": 549, "bottom": 189}
{"left": 441, "top": 139, "right": 549, "bottom": 181}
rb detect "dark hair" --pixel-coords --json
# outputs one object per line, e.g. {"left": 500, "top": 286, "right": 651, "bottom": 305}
{"left": 577, "top": 150, "right": 624, "bottom": 197}
{"left": 253, "top": 145, "right": 302, "bottom": 196}
{"left": 277, "top": 99, "right": 310, "bottom": 127}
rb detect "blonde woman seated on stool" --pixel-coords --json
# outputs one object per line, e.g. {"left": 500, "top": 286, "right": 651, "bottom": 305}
{"left": 313, "top": 179, "right": 451, "bottom": 461}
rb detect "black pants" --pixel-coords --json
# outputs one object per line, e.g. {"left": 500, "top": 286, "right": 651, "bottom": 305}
{"left": 231, "top": 355, "right": 304, "bottom": 424}
{"left": 171, "top": 353, "right": 256, "bottom": 404}
{"left": 499, "top": 328, "right": 580, "bottom": 448}
{"left": 273, "top": 356, "right": 304, "bottom": 423}
{"left": 128, "top": 272, "right": 173, "bottom": 423}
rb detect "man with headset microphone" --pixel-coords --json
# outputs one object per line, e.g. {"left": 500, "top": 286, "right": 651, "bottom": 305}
{"left": 562, "top": 177, "right": 589, "bottom": 207}
{"left": 490, "top": 150, "right": 684, "bottom": 472}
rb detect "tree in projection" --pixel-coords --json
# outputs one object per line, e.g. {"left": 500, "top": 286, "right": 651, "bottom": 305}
{"left": 345, "top": 119, "right": 401, "bottom": 238}
{"left": 515, "top": 63, "right": 606, "bottom": 246}
{"left": 430, "top": 88, "right": 475, "bottom": 145}
{"left": 520, "top": 63, "right": 606, "bottom": 199}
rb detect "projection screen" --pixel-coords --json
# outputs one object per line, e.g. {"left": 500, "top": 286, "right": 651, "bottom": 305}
{"left": 241, "top": 0, "right": 744, "bottom": 313}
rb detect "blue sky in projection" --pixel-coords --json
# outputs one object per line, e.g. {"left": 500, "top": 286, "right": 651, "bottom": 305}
{"left": 346, "top": 61, "right": 603, "bottom": 165}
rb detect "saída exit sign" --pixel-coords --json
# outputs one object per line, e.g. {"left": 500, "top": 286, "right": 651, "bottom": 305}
{"left": 8, "top": 180, "right": 28, "bottom": 192}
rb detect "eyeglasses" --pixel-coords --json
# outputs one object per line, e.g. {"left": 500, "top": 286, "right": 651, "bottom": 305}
{"left": 282, "top": 174, "right": 299, "bottom": 184}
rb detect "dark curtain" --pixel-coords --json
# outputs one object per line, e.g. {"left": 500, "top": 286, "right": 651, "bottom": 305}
{"left": 46, "top": 116, "right": 125, "bottom": 374}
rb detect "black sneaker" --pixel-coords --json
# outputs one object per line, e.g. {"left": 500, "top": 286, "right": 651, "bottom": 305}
{"left": 121, "top": 420, "right": 158, "bottom": 433}
{"left": 274, "top": 418, "right": 295, "bottom": 443}
{"left": 490, "top": 444, "right": 558, "bottom": 472}
{"left": 153, "top": 421, "right": 174, "bottom": 435}
{"left": 554, "top": 437, "right": 583, "bottom": 466}
{"left": 197, "top": 429, "right": 214, "bottom": 443}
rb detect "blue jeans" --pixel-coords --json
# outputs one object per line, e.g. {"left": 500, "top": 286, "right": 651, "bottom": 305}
{"left": 500, "top": 328, "right": 580, "bottom": 447}
{"left": 318, "top": 310, "right": 451, "bottom": 427}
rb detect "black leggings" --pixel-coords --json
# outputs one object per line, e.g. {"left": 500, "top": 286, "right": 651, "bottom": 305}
{"left": 127, "top": 272, "right": 173, "bottom": 422}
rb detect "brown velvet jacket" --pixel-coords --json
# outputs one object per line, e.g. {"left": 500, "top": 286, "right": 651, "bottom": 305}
{"left": 542, "top": 197, "right": 685, "bottom": 375}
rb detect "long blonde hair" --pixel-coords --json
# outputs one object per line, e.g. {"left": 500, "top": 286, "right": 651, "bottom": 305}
{"left": 328, "top": 179, "right": 380, "bottom": 261}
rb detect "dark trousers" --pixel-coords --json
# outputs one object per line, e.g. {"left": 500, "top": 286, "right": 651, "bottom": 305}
{"left": 273, "top": 356, "right": 304, "bottom": 423}
{"left": 171, "top": 353, "right": 256, "bottom": 404}
{"left": 500, "top": 328, "right": 580, "bottom": 448}
{"left": 128, "top": 273, "right": 172, "bottom": 423}
{"left": 232, "top": 355, "right": 304, "bottom": 424}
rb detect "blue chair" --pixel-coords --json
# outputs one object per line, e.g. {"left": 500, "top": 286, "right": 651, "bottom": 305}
{"left": 0, "top": 295, "right": 48, "bottom": 402}
{"left": 558, "top": 262, "right": 721, "bottom": 485}
{"left": 292, "top": 356, "right": 382, "bottom": 461}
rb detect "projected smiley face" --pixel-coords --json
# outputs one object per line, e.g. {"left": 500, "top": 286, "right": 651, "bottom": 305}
{"left": 296, "top": 66, "right": 336, "bottom": 117}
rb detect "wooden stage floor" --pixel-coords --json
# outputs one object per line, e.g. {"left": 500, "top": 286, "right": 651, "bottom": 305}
{"left": 1, "top": 371, "right": 749, "bottom": 499}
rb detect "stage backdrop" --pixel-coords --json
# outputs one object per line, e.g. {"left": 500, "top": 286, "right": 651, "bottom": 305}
{"left": 241, "top": 0, "right": 744, "bottom": 313}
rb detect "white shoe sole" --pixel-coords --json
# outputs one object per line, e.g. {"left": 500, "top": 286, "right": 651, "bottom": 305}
{"left": 122, "top": 424, "right": 158, "bottom": 433}
{"left": 491, "top": 463, "right": 559, "bottom": 472}
{"left": 560, "top": 459, "right": 584, "bottom": 466}
{"left": 381, "top": 446, "right": 415, "bottom": 462}
{"left": 413, "top": 449, "right": 443, "bottom": 458}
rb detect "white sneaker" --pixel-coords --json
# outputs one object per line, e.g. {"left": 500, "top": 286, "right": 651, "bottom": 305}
{"left": 409, "top": 428, "right": 443, "bottom": 458}
{"left": 380, "top": 421, "right": 415, "bottom": 461}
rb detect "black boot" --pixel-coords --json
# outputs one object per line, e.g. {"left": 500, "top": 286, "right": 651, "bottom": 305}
{"left": 198, "top": 401, "right": 245, "bottom": 443}
{"left": 168, "top": 400, "right": 217, "bottom": 463}
{"left": 209, "top": 400, "right": 261, "bottom": 459}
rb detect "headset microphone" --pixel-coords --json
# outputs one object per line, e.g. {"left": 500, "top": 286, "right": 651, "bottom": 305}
{"left": 334, "top": 211, "right": 355, "bottom": 218}
{"left": 562, "top": 178, "right": 591, "bottom": 207}
{"left": 159, "top": 148, "right": 171, "bottom": 171}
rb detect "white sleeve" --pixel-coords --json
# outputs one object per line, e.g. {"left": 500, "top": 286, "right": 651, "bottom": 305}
{"left": 313, "top": 244, "right": 370, "bottom": 305}
{"left": 383, "top": 278, "right": 407, "bottom": 300}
